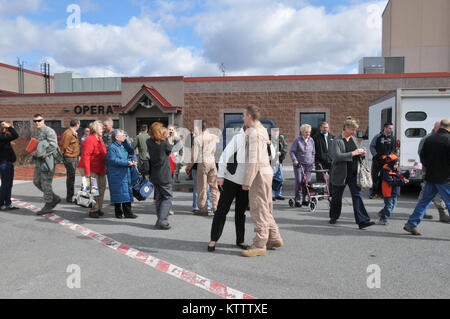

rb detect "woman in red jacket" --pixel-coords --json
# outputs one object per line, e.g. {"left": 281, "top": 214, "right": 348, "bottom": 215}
{"left": 77, "top": 120, "right": 107, "bottom": 218}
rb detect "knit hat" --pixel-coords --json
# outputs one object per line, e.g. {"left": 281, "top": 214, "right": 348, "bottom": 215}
{"left": 382, "top": 154, "right": 399, "bottom": 168}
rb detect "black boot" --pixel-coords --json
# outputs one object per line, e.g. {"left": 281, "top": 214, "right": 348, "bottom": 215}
{"left": 114, "top": 203, "right": 123, "bottom": 219}
{"left": 123, "top": 203, "right": 137, "bottom": 219}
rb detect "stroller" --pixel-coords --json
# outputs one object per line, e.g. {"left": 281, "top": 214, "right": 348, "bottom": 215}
{"left": 288, "top": 163, "right": 332, "bottom": 213}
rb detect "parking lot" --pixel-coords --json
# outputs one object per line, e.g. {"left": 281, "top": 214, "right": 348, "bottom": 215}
{"left": 1, "top": 167, "right": 449, "bottom": 300}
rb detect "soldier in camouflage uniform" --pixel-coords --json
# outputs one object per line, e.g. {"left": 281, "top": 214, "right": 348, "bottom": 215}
{"left": 32, "top": 114, "right": 61, "bottom": 215}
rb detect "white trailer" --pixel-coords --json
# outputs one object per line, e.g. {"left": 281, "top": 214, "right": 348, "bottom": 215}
{"left": 367, "top": 88, "right": 450, "bottom": 183}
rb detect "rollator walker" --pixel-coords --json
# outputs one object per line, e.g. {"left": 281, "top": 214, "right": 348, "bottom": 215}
{"left": 288, "top": 163, "right": 332, "bottom": 213}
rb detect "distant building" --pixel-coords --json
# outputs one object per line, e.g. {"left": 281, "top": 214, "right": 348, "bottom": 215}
{"left": 382, "top": 0, "right": 450, "bottom": 73}
{"left": 54, "top": 71, "right": 121, "bottom": 93}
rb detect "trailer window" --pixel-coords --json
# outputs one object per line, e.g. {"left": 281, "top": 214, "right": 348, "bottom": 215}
{"left": 405, "top": 112, "right": 427, "bottom": 121}
{"left": 405, "top": 128, "right": 427, "bottom": 138}
{"left": 381, "top": 108, "right": 392, "bottom": 131}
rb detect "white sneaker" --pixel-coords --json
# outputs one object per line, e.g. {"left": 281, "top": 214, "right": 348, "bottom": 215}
{"left": 169, "top": 209, "right": 174, "bottom": 215}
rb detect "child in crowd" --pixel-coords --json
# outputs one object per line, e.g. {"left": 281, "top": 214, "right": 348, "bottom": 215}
{"left": 378, "top": 154, "right": 412, "bottom": 225}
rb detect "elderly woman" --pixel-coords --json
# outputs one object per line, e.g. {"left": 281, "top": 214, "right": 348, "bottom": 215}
{"left": 329, "top": 117, "right": 374, "bottom": 229}
{"left": 289, "top": 124, "right": 315, "bottom": 207}
{"left": 77, "top": 120, "right": 107, "bottom": 219}
{"left": 106, "top": 129, "right": 138, "bottom": 219}
{"left": 147, "top": 122, "right": 173, "bottom": 230}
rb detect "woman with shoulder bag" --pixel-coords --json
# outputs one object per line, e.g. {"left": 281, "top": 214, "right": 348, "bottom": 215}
{"left": 329, "top": 117, "right": 374, "bottom": 229}
{"left": 147, "top": 122, "right": 173, "bottom": 230}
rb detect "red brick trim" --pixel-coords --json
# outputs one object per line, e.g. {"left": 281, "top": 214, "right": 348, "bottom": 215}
{"left": 184, "top": 72, "right": 450, "bottom": 82}
{"left": 122, "top": 76, "right": 184, "bottom": 82}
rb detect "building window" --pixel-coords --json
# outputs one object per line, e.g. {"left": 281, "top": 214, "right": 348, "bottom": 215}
{"left": 224, "top": 113, "right": 243, "bottom": 126}
{"left": 300, "top": 112, "right": 325, "bottom": 136}
{"left": 405, "top": 112, "right": 427, "bottom": 121}
{"left": 405, "top": 128, "right": 427, "bottom": 138}
{"left": 80, "top": 120, "right": 94, "bottom": 129}
{"left": 113, "top": 120, "right": 120, "bottom": 129}
{"left": 45, "top": 120, "right": 64, "bottom": 138}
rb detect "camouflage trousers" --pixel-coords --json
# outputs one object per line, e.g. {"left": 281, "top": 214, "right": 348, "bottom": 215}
{"left": 33, "top": 167, "right": 57, "bottom": 204}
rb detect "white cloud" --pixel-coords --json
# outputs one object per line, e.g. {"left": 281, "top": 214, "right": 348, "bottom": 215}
{"left": 0, "top": 0, "right": 388, "bottom": 77}
{"left": 191, "top": 0, "right": 388, "bottom": 75}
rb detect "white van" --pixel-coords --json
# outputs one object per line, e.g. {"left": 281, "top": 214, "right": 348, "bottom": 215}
{"left": 366, "top": 88, "right": 450, "bottom": 183}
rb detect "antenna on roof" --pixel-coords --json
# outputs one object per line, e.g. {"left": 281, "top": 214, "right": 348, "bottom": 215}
{"left": 219, "top": 63, "right": 226, "bottom": 77}
{"left": 17, "top": 57, "right": 25, "bottom": 94}
{"left": 40, "top": 61, "right": 51, "bottom": 93}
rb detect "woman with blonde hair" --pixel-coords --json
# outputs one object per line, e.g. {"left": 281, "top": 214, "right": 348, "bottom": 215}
{"left": 289, "top": 123, "right": 315, "bottom": 206}
{"left": 0, "top": 121, "right": 19, "bottom": 210}
{"left": 329, "top": 117, "right": 374, "bottom": 229}
{"left": 147, "top": 122, "right": 173, "bottom": 230}
{"left": 77, "top": 120, "right": 107, "bottom": 218}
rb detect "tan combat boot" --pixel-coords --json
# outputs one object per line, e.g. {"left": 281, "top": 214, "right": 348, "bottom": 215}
{"left": 266, "top": 240, "right": 284, "bottom": 250}
{"left": 242, "top": 247, "right": 267, "bottom": 257}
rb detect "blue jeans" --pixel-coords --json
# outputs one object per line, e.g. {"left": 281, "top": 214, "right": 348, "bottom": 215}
{"left": 407, "top": 182, "right": 450, "bottom": 228}
{"left": 329, "top": 175, "right": 371, "bottom": 224}
{"left": 272, "top": 163, "right": 283, "bottom": 197}
{"left": 192, "top": 168, "right": 211, "bottom": 211}
{"left": 379, "top": 196, "right": 398, "bottom": 222}
{"left": 0, "top": 162, "right": 14, "bottom": 207}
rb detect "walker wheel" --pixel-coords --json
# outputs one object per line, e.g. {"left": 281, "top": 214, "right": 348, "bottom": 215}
{"left": 289, "top": 199, "right": 295, "bottom": 208}
{"left": 309, "top": 198, "right": 318, "bottom": 213}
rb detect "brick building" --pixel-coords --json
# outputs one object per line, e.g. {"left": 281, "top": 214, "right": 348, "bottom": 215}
{"left": 1, "top": 68, "right": 449, "bottom": 146}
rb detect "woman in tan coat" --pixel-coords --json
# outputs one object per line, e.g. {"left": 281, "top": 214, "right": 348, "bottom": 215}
{"left": 241, "top": 105, "right": 283, "bottom": 257}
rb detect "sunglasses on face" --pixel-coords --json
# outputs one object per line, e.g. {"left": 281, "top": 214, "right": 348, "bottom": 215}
{"left": 33, "top": 119, "right": 43, "bottom": 123}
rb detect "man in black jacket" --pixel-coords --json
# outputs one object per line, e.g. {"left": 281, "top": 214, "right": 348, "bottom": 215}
{"left": 369, "top": 122, "right": 396, "bottom": 198}
{"left": 313, "top": 121, "right": 334, "bottom": 183}
{"left": 404, "top": 119, "right": 450, "bottom": 235}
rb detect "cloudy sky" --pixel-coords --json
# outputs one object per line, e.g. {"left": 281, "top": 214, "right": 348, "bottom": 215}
{"left": 0, "top": 0, "right": 388, "bottom": 77}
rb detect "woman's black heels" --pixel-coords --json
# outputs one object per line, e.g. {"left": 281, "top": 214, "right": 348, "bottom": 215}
{"left": 207, "top": 242, "right": 216, "bottom": 252}
{"left": 236, "top": 243, "right": 249, "bottom": 250}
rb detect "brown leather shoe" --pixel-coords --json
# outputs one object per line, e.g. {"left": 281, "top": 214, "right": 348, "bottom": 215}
{"left": 266, "top": 240, "right": 284, "bottom": 250}
{"left": 194, "top": 210, "right": 208, "bottom": 216}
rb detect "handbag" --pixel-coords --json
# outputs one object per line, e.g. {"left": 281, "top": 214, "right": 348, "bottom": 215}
{"left": 132, "top": 176, "right": 154, "bottom": 201}
{"left": 357, "top": 156, "right": 373, "bottom": 188}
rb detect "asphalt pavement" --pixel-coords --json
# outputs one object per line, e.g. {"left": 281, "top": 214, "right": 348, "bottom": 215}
{"left": 1, "top": 167, "right": 449, "bottom": 299}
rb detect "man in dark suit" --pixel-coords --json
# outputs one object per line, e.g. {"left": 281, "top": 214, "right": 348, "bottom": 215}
{"left": 313, "top": 121, "right": 334, "bottom": 183}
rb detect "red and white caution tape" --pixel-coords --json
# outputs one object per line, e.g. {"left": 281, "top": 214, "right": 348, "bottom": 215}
{"left": 11, "top": 198, "right": 255, "bottom": 299}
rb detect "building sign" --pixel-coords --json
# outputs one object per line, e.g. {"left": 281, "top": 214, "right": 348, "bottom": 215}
{"left": 74, "top": 105, "right": 119, "bottom": 115}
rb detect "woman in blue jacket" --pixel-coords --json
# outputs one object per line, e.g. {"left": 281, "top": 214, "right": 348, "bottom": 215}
{"left": 106, "top": 129, "right": 138, "bottom": 219}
